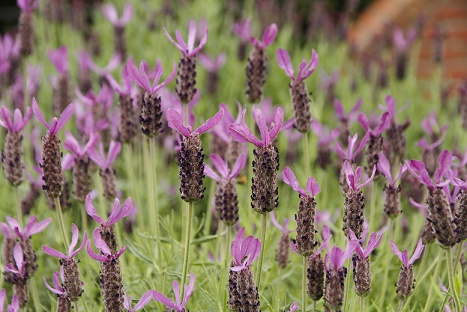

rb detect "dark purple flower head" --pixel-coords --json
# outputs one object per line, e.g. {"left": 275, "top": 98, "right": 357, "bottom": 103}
{"left": 393, "top": 27, "right": 416, "bottom": 53}
{"left": 86, "top": 228, "right": 126, "bottom": 262}
{"left": 63, "top": 131, "right": 98, "bottom": 159}
{"left": 311, "top": 120, "right": 339, "bottom": 145}
{"left": 229, "top": 107, "right": 283, "bottom": 148}
{"left": 249, "top": 23, "right": 278, "bottom": 49}
{"left": 276, "top": 48, "right": 319, "bottom": 81}
{"left": 152, "top": 273, "right": 195, "bottom": 312}
{"left": 4, "top": 243, "right": 26, "bottom": 277}
{"left": 17, "top": 0, "right": 38, "bottom": 12}
{"left": 334, "top": 98, "right": 362, "bottom": 123}
{"left": 88, "top": 140, "right": 121, "bottom": 169}
{"left": 230, "top": 228, "right": 261, "bottom": 271}
{"left": 198, "top": 53, "right": 226, "bottom": 73}
{"left": 335, "top": 133, "right": 369, "bottom": 161}
{"left": 282, "top": 166, "right": 320, "bottom": 197}
{"left": 358, "top": 112, "right": 390, "bottom": 137}
{"left": 43, "top": 271, "right": 66, "bottom": 297}
{"left": 270, "top": 211, "right": 293, "bottom": 236}
{"left": 0, "top": 106, "right": 32, "bottom": 133}
{"left": 123, "top": 290, "right": 154, "bottom": 312}
{"left": 85, "top": 193, "right": 135, "bottom": 227}
{"left": 325, "top": 240, "right": 358, "bottom": 271}
{"left": 6, "top": 215, "right": 51, "bottom": 240}
{"left": 48, "top": 46, "right": 68, "bottom": 74}
{"left": 106, "top": 64, "right": 133, "bottom": 96}
{"left": 232, "top": 18, "right": 251, "bottom": 42}
{"left": 164, "top": 20, "right": 208, "bottom": 57}
{"left": 405, "top": 150, "right": 454, "bottom": 191}
{"left": 166, "top": 108, "right": 224, "bottom": 138}
{"left": 102, "top": 2, "right": 132, "bottom": 28}
{"left": 0, "top": 288, "right": 20, "bottom": 312}
{"left": 127, "top": 58, "right": 177, "bottom": 95}
{"left": 390, "top": 238, "right": 424, "bottom": 267}
{"left": 343, "top": 160, "right": 376, "bottom": 191}
{"left": 204, "top": 153, "right": 246, "bottom": 182}
{"left": 32, "top": 98, "right": 74, "bottom": 137}
{"left": 42, "top": 224, "right": 87, "bottom": 260}
{"left": 349, "top": 229, "right": 382, "bottom": 259}
{"left": 378, "top": 153, "right": 406, "bottom": 187}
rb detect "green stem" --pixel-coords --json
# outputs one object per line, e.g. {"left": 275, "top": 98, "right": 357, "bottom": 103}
{"left": 313, "top": 300, "right": 317, "bottom": 312}
{"left": 256, "top": 213, "right": 267, "bottom": 290}
{"left": 14, "top": 186, "right": 23, "bottom": 228}
{"left": 453, "top": 243, "right": 463, "bottom": 276}
{"left": 81, "top": 296, "right": 90, "bottom": 312}
{"left": 124, "top": 144, "right": 138, "bottom": 205}
{"left": 222, "top": 226, "right": 231, "bottom": 312}
{"left": 93, "top": 171, "right": 107, "bottom": 218}
{"left": 369, "top": 184, "right": 377, "bottom": 232}
{"left": 150, "top": 139, "right": 162, "bottom": 265}
{"left": 360, "top": 296, "right": 365, "bottom": 312}
{"left": 379, "top": 219, "right": 393, "bottom": 311}
{"left": 397, "top": 300, "right": 404, "bottom": 312}
{"left": 302, "top": 256, "right": 307, "bottom": 312}
{"left": 446, "top": 248, "right": 461, "bottom": 311}
{"left": 343, "top": 257, "right": 352, "bottom": 310}
{"left": 54, "top": 197, "right": 69, "bottom": 248}
{"left": 303, "top": 131, "right": 310, "bottom": 178}
{"left": 415, "top": 243, "right": 430, "bottom": 283}
{"left": 30, "top": 278, "right": 41, "bottom": 312}
{"left": 75, "top": 301, "right": 79, "bottom": 312}
{"left": 180, "top": 201, "right": 194, "bottom": 300}
{"left": 422, "top": 249, "right": 443, "bottom": 312}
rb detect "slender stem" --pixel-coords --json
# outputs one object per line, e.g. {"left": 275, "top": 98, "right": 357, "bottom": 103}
{"left": 93, "top": 171, "right": 107, "bottom": 217}
{"left": 75, "top": 301, "right": 79, "bottom": 312}
{"left": 360, "top": 296, "right": 365, "bottom": 312}
{"left": 369, "top": 184, "right": 377, "bottom": 232}
{"left": 222, "top": 226, "right": 231, "bottom": 311}
{"left": 150, "top": 139, "right": 162, "bottom": 265}
{"left": 180, "top": 201, "right": 194, "bottom": 300}
{"left": 397, "top": 300, "right": 404, "bottom": 312}
{"left": 303, "top": 131, "right": 310, "bottom": 177}
{"left": 422, "top": 249, "right": 443, "bottom": 312}
{"left": 446, "top": 248, "right": 461, "bottom": 311}
{"left": 54, "top": 197, "right": 69, "bottom": 248}
{"left": 343, "top": 258, "right": 352, "bottom": 310}
{"left": 302, "top": 256, "right": 307, "bottom": 312}
{"left": 124, "top": 144, "right": 138, "bottom": 206}
{"left": 313, "top": 301, "right": 317, "bottom": 312}
{"left": 453, "top": 243, "right": 463, "bottom": 276}
{"left": 30, "top": 278, "right": 41, "bottom": 312}
{"left": 415, "top": 243, "right": 430, "bottom": 282}
{"left": 255, "top": 213, "right": 267, "bottom": 290}
{"left": 14, "top": 186, "right": 23, "bottom": 228}
{"left": 81, "top": 295, "right": 90, "bottom": 312}
{"left": 379, "top": 219, "right": 393, "bottom": 310}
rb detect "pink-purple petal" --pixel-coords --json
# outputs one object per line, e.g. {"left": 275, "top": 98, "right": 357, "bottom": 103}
{"left": 210, "top": 154, "right": 229, "bottom": 178}
{"left": 86, "top": 240, "right": 108, "bottom": 262}
{"left": 229, "top": 154, "right": 246, "bottom": 179}
{"left": 42, "top": 246, "right": 66, "bottom": 259}
{"left": 262, "top": 23, "right": 278, "bottom": 46}
{"left": 276, "top": 48, "right": 294, "bottom": 78}
{"left": 377, "top": 153, "right": 393, "bottom": 183}
{"left": 85, "top": 194, "right": 105, "bottom": 225}
{"left": 153, "top": 291, "right": 177, "bottom": 309}
{"left": 106, "top": 140, "right": 122, "bottom": 167}
{"left": 32, "top": 98, "right": 49, "bottom": 131}
{"left": 204, "top": 165, "right": 220, "bottom": 182}
{"left": 408, "top": 238, "right": 424, "bottom": 266}
{"left": 196, "top": 109, "right": 224, "bottom": 135}
{"left": 282, "top": 166, "right": 306, "bottom": 196}
{"left": 166, "top": 108, "right": 191, "bottom": 137}
{"left": 133, "top": 290, "right": 154, "bottom": 310}
{"left": 93, "top": 228, "right": 111, "bottom": 256}
{"left": 306, "top": 177, "right": 320, "bottom": 197}
{"left": 268, "top": 107, "right": 284, "bottom": 143}
{"left": 126, "top": 58, "right": 152, "bottom": 93}
{"left": 52, "top": 103, "right": 74, "bottom": 137}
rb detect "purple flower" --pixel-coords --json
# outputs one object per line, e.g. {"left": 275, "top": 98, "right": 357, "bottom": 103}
{"left": 229, "top": 107, "right": 283, "bottom": 148}
{"left": 4, "top": 243, "right": 26, "bottom": 278}
{"left": 249, "top": 23, "right": 278, "bottom": 49}
{"left": 42, "top": 224, "right": 87, "bottom": 260}
{"left": 416, "top": 134, "right": 445, "bottom": 153}
{"left": 166, "top": 108, "right": 224, "bottom": 138}
{"left": 378, "top": 153, "right": 406, "bottom": 187}
{"left": 393, "top": 27, "right": 416, "bottom": 53}
{"left": 11, "top": 65, "right": 41, "bottom": 111}
{"left": 334, "top": 98, "right": 362, "bottom": 124}
{"left": 335, "top": 133, "right": 369, "bottom": 162}
{"left": 48, "top": 46, "right": 68, "bottom": 74}
{"left": 17, "top": 0, "right": 38, "bottom": 12}
{"left": 325, "top": 240, "right": 358, "bottom": 272}
{"left": 320, "top": 70, "right": 339, "bottom": 90}
{"left": 88, "top": 140, "right": 121, "bottom": 169}
{"left": 311, "top": 120, "right": 339, "bottom": 146}
{"left": 86, "top": 52, "right": 121, "bottom": 76}
{"left": 164, "top": 20, "right": 208, "bottom": 57}
{"left": 63, "top": 131, "right": 98, "bottom": 159}
{"left": 349, "top": 229, "right": 382, "bottom": 259}
{"left": 292, "top": 225, "right": 331, "bottom": 257}
{"left": 152, "top": 273, "right": 195, "bottom": 312}
{"left": 343, "top": 160, "right": 376, "bottom": 191}
{"left": 282, "top": 166, "right": 320, "bottom": 197}
{"left": 270, "top": 211, "right": 293, "bottom": 236}
{"left": 390, "top": 238, "right": 424, "bottom": 267}
{"left": 5, "top": 215, "right": 51, "bottom": 240}
{"left": 106, "top": 64, "right": 133, "bottom": 96}
{"left": 204, "top": 153, "right": 246, "bottom": 182}
{"left": 123, "top": 290, "right": 154, "bottom": 312}
{"left": 126, "top": 58, "right": 177, "bottom": 95}
{"left": 288, "top": 302, "right": 299, "bottom": 312}
{"left": 276, "top": 48, "right": 319, "bottom": 81}
{"left": 382, "top": 95, "right": 407, "bottom": 123}
{"left": 43, "top": 271, "right": 66, "bottom": 297}
{"left": 230, "top": 228, "right": 261, "bottom": 271}
{"left": 232, "top": 18, "right": 251, "bottom": 42}
{"left": 102, "top": 2, "right": 133, "bottom": 28}
{"left": 0, "top": 288, "right": 20, "bottom": 312}
{"left": 0, "top": 106, "right": 32, "bottom": 133}
{"left": 405, "top": 150, "right": 454, "bottom": 191}
{"left": 32, "top": 98, "right": 74, "bottom": 137}
{"left": 421, "top": 112, "right": 447, "bottom": 136}
{"left": 211, "top": 102, "right": 243, "bottom": 144}
{"left": 0, "top": 33, "right": 20, "bottom": 61}
{"left": 85, "top": 193, "right": 135, "bottom": 227}
{"left": 86, "top": 228, "right": 126, "bottom": 262}
{"left": 198, "top": 53, "right": 226, "bottom": 73}
{"left": 358, "top": 112, "right": 390, "bottom": 137}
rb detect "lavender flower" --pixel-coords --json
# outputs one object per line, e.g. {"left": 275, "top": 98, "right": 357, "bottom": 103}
{"left": 88, "top": 140, "right": 121, "bottom": 199}
{"left": 166, "top": 108, "right": 223, "bottom": 202}
{"left": 393, "top": 28, "right": 416, "bottom": 80}
{"left": 87, "top": 228, "right": 126, "bottom": 312}
{"left": 416, "top": 134, "right": 445, "bottom": 177}
{"left": 334, "top": 98, "right": 362, "bottom": 145}
{"left": 102, "top": 2, "right": 133, "bottom": 59}
{"left": 384, "top": 95, "right": 409, "bottom": 165}
{"left": 43, "top": 271, "right": 71, "bottom": 312}
{"left": 86, "top": 193, "right": 135, "bottom": 254}
{"left": 48, "top": 46, "right": 71, "bottom": 116}
{"left": 276, "top": 48, "right": 319, "bottom": 132}
{"left": 378, "top": 153, "right": 406, "bottom": 218}
{"left": 42, "top": 224, "right": 86, "bottom": 302}
{"left": 450, "top": 178, "right": 467, "bottom": 242}
{"left": 321, "top": 70, "right": 339, "bottom": 104}
{"left": 342, "top": 160, "right": 376, "bottom": 239}
{"left": 32, "top": 98, "right": 74, "bottom": 199}
{"left": 390, "top": 239, "right": 424, "bottom": 300}
{"left": 164, "top": 20, "right": 208, "bottom": 104}
{"left": 17, "top": 0, "right": 38, "bottom": 56}
{"left": 311, "top": 120, "right": 339, "bottom": 169}
{"left": 198, "top": 53, "right": 226, "bottom": 94}
{"left": 282, "top": 166, "right": 321, "bottom": 256}
{"left": 270, "top": 211, "right": 293, "bottom": 268}
{"left": 4, "top": 243, "right": 28, "bottom": 307}
{"left": 230, "top": 107, "right": 283, "bottom": 213}
{"left": 204, "top": 153, "right": 246, "bottom": 225}
{"left": 123, "top": 291, "right": 154, "bottom": 312}
{"left": 306, "top": 226, "right": 331, "bottom": 302}
{"left": 127, "top": 58, "right": 176, "bottom": 137}
{"left": 245, "top": 23, "right": 278, "bottom": 103}
{"left": 0, "top": 106, "right": 32, "bottom": 185}
{"left": 0, "top": 289, "right": 20, "bottom": 312}
{"left": 232, "top": 18, "right": 251, "bottom": 60}
{"left": 152, "top": 274, "right": 195, "bottom": 312}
